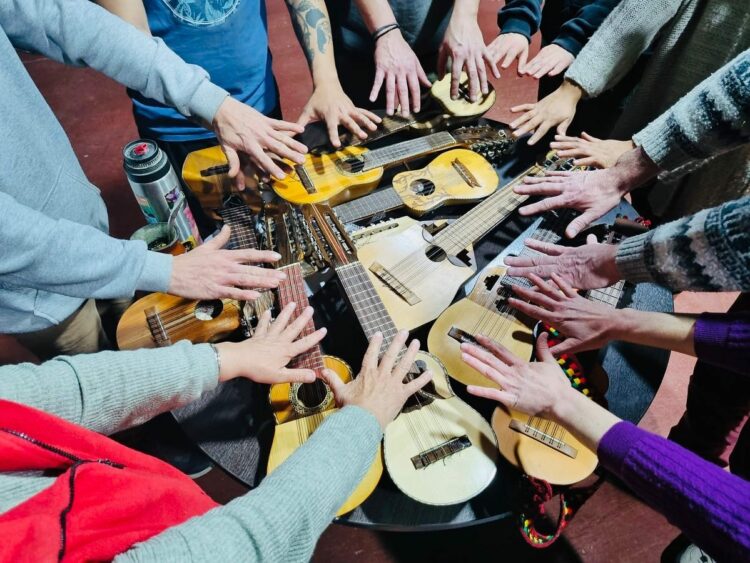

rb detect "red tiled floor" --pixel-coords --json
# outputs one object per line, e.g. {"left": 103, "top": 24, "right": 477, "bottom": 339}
{"left": 7, "top": 2, "right": 744, "bottom": 561}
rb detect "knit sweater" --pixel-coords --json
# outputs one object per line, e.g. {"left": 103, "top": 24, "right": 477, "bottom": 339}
{"left": 0, "top": 343, "right": 382, "bottom": 561}
{"left": 695, "top": 313, "right": 750, "bottom": 375}
{"left": 497, "top": 0, "right": 619, "bottom": 57}
{"left": 598, "top": 422, "right": 750, "bottom": 562}
{"left": 0, "top": 0, "right": 229, "bottom": 333}
{"left": 564, "top": 0, "right": 750, "bottom": 218}
{"left": 616, "top": 196, "right": 750, "bottom": 292}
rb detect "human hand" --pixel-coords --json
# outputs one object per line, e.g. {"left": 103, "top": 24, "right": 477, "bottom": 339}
{"left": 462, "top": 333, "right": 573, "bottom": 419}
{"left": 215, "top": 302, "right": 326, "bottom": 384}
{"left": 438, "top": 10, "right": 499, "bottom": 102}
{"left": 508, "top": 273, "right": 617, "bottom": 354}
{"left": 487, "top": 32, "right": 529, "bottom": 73}
{"left": 298, "top": 84, "right": 381, "bottom": 148}
{"left": 550, "top": 133, "right": 635, "bottom": 168}
{"left": 169, "top": 225, "right": 286, "bottom": 301}
{"left": 212, "top": 97, "right": 307, "bottom": 184}
{"left": 513, "top": 168, "right": 629, "bottom": 237}
{"left": 509, "top": 80, "right": 583, "bottom": 145}
{"left": 319, "top": 330, "right": 433, "bottom": 430}
{"left": 522, "top": 44, "right": 574, "bottom": 79}
{"left": 371, "top": 30, "right": 431, "bottom": 116}
{"left": 504, "top": 238, "right": 621, "bottom": 290}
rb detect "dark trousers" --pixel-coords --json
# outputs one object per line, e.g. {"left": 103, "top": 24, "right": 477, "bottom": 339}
{"left": 669, "top": 293, "right": 750, "bottom": 480}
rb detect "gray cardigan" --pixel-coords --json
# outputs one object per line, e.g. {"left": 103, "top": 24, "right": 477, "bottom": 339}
{"left": 0, "top": 342, "right": 382, "bottom": 561}
{"left": 0, "top": 0, "right": 229, "bottom": 333}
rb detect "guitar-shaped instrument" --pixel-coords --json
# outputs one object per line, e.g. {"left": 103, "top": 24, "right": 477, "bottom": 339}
{"left": 303, "top": 204, "right": 498, "bottom": 506}
{"left": 263, "top": 202, "right": 382, "bottom": 516}
{"left": 182, "top": 76, "right": 499, "bottom": 214}
{"left": 356, "top": 152, "right": 588, "bottom": 331}
{"left": 333, "top": 149, "right": 499, "bottom": 225}
{"left": 116, "top": 205, "right": 271, "bottom": 349}
{"left": 428, "top": 213, "right": 642, "bottom": 485}
{"left": 272, "top": 125, "right": 512, "bottom": 206}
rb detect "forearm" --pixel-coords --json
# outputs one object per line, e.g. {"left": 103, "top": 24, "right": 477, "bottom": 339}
{"left": 633, "top": 50, "right": 750, "bottom": 173}
{"left": 94, "top": 0, "right": 150, "bottom": 34}
{"left": 353, "top": 0, "right": 399, "bottom": 32}
{"left": 117, "top": 407, "right": 382, "bottom": 563}
{"left": 285, "top": 0, "right": 340, "bottom": 87}
{"left": 616, "top": 196, "right": 750, "bottom": 291}
{"left": 565, "top": 0, "right": 680, "bottom": 97}
{"left": 497, "top": 0, "right": 542, "bottom": 40}
{"left": 553, "top": 0, "right": 620, "bottom": 57}
{"left": 552, "top": 389, "right": 621, "bottom": 452}
{"left": 2, "top": 0, "right": 227, "bottom": 125}
{"left": 0, "top": 192, "right": 171, "bottom": 299}
{"left": 0, "top": 342, "right": 218, "bottom": 435}
{"left": 610, "top": 309, "right": 697, "bottom": 356}
{"left": 597, "top": 421, "right": 750, "bottom": 561}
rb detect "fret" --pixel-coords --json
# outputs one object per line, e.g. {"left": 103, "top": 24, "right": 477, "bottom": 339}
{"left": 362, "top": 132, "right": 456, "bottom": 171}
{"left": 334, "top": 186, "right": 404, "bottom": 224}
{"left": 278, "top": 263, "right": 325, "bottom": 371}
{"left": 219, "top": 205, "right": 259, "bottom": 250}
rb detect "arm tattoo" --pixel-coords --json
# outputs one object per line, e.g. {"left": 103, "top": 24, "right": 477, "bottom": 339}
{"left": 286, "top": 0, "right": 332, "bottom": 65}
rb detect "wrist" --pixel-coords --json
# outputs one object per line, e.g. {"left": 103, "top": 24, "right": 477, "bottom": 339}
{"left": 560, "top": 79, "right": 584, "bottom": 103}
{"left": 214, "top": 342, "right": 237, "bottom": 382}
{"left": 549, "top": 386, "right": 581, "bottom": 424}
{"left": 450, "top": 0, "right": 479, "bottom": 20}
{"left": 610, "top": 146, "right": 661, "bottom": 192}
{"left": 609, "top": 308, "right": 641, "bottom": 342}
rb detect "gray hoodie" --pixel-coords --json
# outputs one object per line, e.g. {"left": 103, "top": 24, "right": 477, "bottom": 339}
{"left": 0, "top": 0, "right": 229, "bottom": 333}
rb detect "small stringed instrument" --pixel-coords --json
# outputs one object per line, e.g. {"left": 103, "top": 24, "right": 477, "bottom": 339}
{"left": 182, "top": 76, "right": 498, "bottom": 213}
{"left": 356, "top": 152, "right": 587, "bottom": 331}
{"left": 263, "top": 202, "right": 382, "bottom": 516}
{"left": 304, "top": 204, "right": 498, "bottom": 506}
{"left": 333, "top": 149, "right": 499, "bottom": 225}
{"left": 428, "top": 213, "right": 642, "bottom": 485}
{"left": 272, "top": 125, "right": 512, "bottom": 206}
{"left": 116, "top": 205, "right": 270, "bottom": 349}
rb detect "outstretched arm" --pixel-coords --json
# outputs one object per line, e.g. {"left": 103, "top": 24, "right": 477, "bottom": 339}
{"left": 286, "top": 0, "right": 381, "bottom": 147}
{"left": 462, "top": 335, "right": 750, "bottom": 563}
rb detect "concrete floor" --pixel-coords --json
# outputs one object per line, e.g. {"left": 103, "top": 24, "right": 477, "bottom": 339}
{"left": 6, "top": 1, "right": 741, "bottom": 561}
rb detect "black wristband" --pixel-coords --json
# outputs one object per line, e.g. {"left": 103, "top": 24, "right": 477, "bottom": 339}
{"left": 372, "top": 23, "right": 400, "bottom": 42}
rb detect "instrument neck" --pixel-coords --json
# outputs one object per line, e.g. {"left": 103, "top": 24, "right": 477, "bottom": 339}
{"left": 277, "top": 263, "right": 325, "bottom": 371}
{"left": 363, "top": 131, "right": 457, "bottom": 171}
{"left": 585, "top": 280, "right": 626, "bottom": 307}
{"left": 220, "top": 206, "right": 260, "bottom": 250}
{"left": 336, "top": 261, "right": 402, "bottom": 360}
{"left": 334, "top": 186, "right": 403, "bottom": 224}
{"left": 433, "top": 162, "right": 543, "bottom": 254}
{"left": 350, "top": 114, "right": 416, "bottom": 147}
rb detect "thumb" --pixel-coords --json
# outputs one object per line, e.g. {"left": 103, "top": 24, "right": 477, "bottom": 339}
{"left": 296, "top": 107, "right": 313, "bottom": 127}
{"left": 549, "top": 338, "right": 578, "bottom": 357}
{"left": 565, "top": 210, "right": 598, "bottom": 239}
{"left": 205, "top": 225, "right": 231, "bottom": 249}
{"left": 535, "top": 332, "right": 556, "bottom": 364}
{"left": 581, "top": 131, "right": 599, "bottom": 142}
{"left": 319, "top": 368, "right": 347, "bottom": 400}
{"left": 223, "top": 145, "right": 240, "bottom": 178}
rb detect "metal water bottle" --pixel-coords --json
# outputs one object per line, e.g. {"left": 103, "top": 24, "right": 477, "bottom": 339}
{"left": 123, "top": 139, "right": 202, "bottom": 249}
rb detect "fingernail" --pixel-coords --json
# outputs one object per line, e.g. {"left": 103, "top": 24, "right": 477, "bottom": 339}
{"left": 374, "top": 331, "right": 383, "bottom": 337}
{"left": 320, "top": 327, "right": 327, "bottom": 334}
{"left": 289, "top": 301, "right": 296, "bottom": 308}
{"left": 277, "top": 271, "right": 287, "bottom": 279}
{"left": 272, "top": 252, "right": 282, "bottom": 260}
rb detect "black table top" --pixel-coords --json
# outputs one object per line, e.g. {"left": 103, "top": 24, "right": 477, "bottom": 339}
{"left": 173, "top": 119, "right": 673, "bottom": 531}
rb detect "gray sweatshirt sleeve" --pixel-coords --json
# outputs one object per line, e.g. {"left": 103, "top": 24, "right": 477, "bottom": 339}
{"left": 0, "top": 191, "right": 172, "bottom": 299}
{"left": 632, "top": 50, "right": 750, "bottom": 173}
{"left": 0, "top": 341, "right": 218, "bottom": 435}
{"left": 564, "top": 0, "right": 681, "bottom": 97}
{"left": 116, "top": 406, "right": 383, "bottom": 563}
{"left": 616, "top": 196, "right": 750, "bottom": 292}
{"left": 0, "top": 0, "right": 228, "bottom": 124}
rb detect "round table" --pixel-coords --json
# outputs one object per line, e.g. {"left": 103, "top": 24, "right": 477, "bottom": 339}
{"left": 173, "top": 119, "right": 673, "bottom": 531}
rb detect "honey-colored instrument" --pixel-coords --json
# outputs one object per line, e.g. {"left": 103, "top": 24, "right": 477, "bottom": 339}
{"left": 333, "top": 149, "right": 499, "bottom": 224}
{"left": 272, "top": 125, "right": 511, "bottom": 207}
{"left": 116, "top": 205, "right": 271, "bottom": 349}
{"left": 303, "top": 204, "right": 498, "bottom": 506}
{"left": 356, "top": 152, "right": 587, "bottom": 331}
{"left": 428, "top": 214, "right": 632, "bottom": 485}
{"left": 263, "top": 202, "right": 382, "bottom": 515}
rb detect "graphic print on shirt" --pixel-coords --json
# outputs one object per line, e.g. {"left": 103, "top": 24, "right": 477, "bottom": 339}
{"left": 161, "top": 0, "right": 240, "bottom": 26}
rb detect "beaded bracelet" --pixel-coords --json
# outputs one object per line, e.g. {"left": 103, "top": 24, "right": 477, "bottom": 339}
{"left": 372, "top": 22, "right": 400, "bottom": 42}
{"left": 209, "top": 343, "right": 221, "bottom": 377}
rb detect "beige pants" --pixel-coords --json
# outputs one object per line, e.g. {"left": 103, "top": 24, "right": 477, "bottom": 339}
{"left": 16, "top": 299, "right": 110, "bottom": 361}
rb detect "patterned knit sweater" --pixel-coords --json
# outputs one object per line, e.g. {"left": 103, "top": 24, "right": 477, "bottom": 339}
{"left": 564, "top": 0, "right": 750, "bottom": 218}
{"left": 616, "top": 195, "right": 750, "bottom": 291}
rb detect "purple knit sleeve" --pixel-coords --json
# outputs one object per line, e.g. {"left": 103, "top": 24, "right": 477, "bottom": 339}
{"left": 694, "top": 313, "right": 750, "bottom": 376}
{"left": 598, "top": 421, "right": 750, "bottom": 561}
